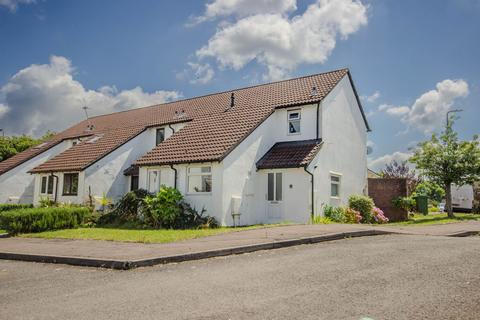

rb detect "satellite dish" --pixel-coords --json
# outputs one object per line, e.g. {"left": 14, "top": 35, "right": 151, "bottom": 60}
{"left": 367, "top": 146, "right": 373, "bottom": 155}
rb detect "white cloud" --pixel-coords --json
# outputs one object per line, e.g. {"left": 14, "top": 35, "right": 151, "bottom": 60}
{"left": 378, "top": 79, "right": 469, "bottom": 134}
{"left": 195, "top": 0, "right": 368, "bottom": 81}
{"left": 361, "top": 90, "right": 380, "bottom": 103}
{"left": 368, "top": 151, "right": 412, "bottom": 173}
{"left": 378, "top": 104, "right": 410, "bottom": 116}
{"left": 0, "top": 56, "right": 181, "bottom": 136}
{"left": 187, "top": 62, "right": 215, "bottom": 84}
{"left": 194, "top": 0, "right": 297, "bottom": 23}
{"left": 0, "top": 0, "right": 35, "bottom": 11}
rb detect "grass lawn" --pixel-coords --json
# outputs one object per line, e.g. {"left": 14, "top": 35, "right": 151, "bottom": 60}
{"left": 19, "top": 225, "right": 268, "bottom": 244}
{"left": 0, "top": 229, "right": 6, "bottom": 234}
{"left": 388, "top": 213, "right": 480, "bottom": 226}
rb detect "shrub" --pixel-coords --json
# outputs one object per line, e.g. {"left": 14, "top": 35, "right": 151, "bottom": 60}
{"left": 392, "top": 196, "right": 416, "bottom": 212}
{"left": 372, "top": 207, "right": 389, "bottom": 224}
{"left": 39, "top": 197, "right": 57, "bottom": 208}
{"left": 344, "top": 207, "right": 362, "bottom": 224}
{"left": 0, "top": 203, "right": 33, "bottom": 212}
{"left": 143, "top": 186, "right": 184, "bottom": 228}
{"left": 176, "top": 202, "right": 219, "bottom": 229}
{"left": 98, "top": 189, "right": 151, "bottom": 225}
{"left": 311, "top": 215, "right": 333, "bottom": 224}
{"left": 348, "top": 194, "right": 375, "bottom": 223}
{"left": 323, "top": 205, "right": 345, "bottom": 222}
{"left": 0, "top": 207, "right": 89, "bottom": 234}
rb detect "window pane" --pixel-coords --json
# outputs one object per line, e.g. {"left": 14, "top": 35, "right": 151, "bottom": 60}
{"left": 288, "top": 112, "right": 300, "bottom": 120}
{"left": 201, "top": 167, "right": 211, "bottom": 173}
{"left": 188, "top": 175, "right": 202, "bottom": 193}
{"left": 289, "top": 120, "right": 300, "bottom": 133}
{"left": 188, "top": 167, "right": 201, "bottom": 174}
{"left": 275, "top": 173, "right": 282, "bottom": 201}
{"left": 47, "top": 176, "right": 54, "bottom": 194}
{"left": 331, "top": 176, "right": 340, "bottom": 182}
{"left": 131, "top": 175, "right": 139, "bottom": 191}
{"left": 156, "top": 128, "right": 165, "bottom": 145}
{"left": 331, "top": 183, "right": 339, "bottom": 197}
{"left": 71, "top": 174, "right": 78, "bottom": 195}
{"left": 202, "top": 175, "right": 212, "bottom": 192}
{"left": 267, "top": 173, "right": 274, "bottom": 201}
{"left": 148, "top": 171, "right": 160, "bottom": 193}
{"left": 41, "top": 177, "right": 47, "bottom": 194}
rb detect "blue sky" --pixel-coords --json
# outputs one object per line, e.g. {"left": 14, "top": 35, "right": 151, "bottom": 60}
{"left": 0, "top": 0, "right": 479, "bottom": 171}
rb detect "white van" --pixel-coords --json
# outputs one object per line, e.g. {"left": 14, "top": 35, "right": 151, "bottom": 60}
{"left": 451, "top": 184, "right": 474, "bottom": 212}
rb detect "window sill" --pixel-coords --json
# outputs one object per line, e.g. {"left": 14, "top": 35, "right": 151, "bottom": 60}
{"left": 330, "top": 196, "right": 340, "bottom": 200}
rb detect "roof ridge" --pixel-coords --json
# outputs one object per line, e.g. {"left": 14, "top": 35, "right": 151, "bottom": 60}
{"left": 86, "top": 68, "right": 350, "bottom": 120}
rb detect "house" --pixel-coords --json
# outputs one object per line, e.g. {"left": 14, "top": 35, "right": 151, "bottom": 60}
{"left": 0, "top": 69, "right": 370, "bottom": 225}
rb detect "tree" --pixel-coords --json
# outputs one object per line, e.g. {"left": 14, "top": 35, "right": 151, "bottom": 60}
{"left": 381, "top": 159, "right": 420, "bottom": 192}
{"left": 0, "top": 131, "right": 56, "bottom": 162}
{"left": 412, "top": 180, "right": 445, "bottom": 203}
{"left": 410, "top": 120, "right": 480, "bottom": 218}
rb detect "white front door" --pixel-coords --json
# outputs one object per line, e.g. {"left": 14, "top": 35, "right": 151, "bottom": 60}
{"left": 266, "top": 172, "right": 284, "bottom": 221}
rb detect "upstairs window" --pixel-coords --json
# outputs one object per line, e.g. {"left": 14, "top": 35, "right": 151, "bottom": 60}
{"left": 288, "top": 110, "right": 301, "bottom": 134}
{"left": 330, "top": 174, "right": 341, "bottom": 198}
{"left": 62, "top": 173, "right": 79, "bottom": 196}
{"left": 188, "top": 166, "right": 212, "bottom": 193}
{"left": 156, "top": 128, "right": 165, "bottom": 145}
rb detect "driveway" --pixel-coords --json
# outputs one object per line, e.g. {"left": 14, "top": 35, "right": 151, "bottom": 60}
{"left": 1, "top": 234, "right": 479, "bottom": 320}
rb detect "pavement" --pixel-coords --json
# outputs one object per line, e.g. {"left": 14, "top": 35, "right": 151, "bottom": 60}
{"left": 0, "top": 221, "right": 479, "bottom": 269}
{"left": 1, "top": 234, "right": 479, "bottom": 320}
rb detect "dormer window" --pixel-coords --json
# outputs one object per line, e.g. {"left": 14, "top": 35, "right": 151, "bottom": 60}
{"left": 156, "top": 128, "right": 165, "bottom": 145}
{"left": 288, "top": 110, "right": 301, "bottom": 134}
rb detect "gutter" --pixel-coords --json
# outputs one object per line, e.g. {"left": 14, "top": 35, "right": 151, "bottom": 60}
{"left": 303, "top": 166, "right": 315, "bottom": 220}
{"left": 169, "top": 164, "right": 178, "bottom": 189}
{"left": 50, "top": 172, "right": 59, "bottom": 203}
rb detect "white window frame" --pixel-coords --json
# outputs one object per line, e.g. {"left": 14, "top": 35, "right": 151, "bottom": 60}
{"left": 40, "top": 175, "right": 54, "bottom": 196}
{"left": 267, "top": 171, "right": 283, "bottom": 202}
{"left": 287, "top": 109, "right": 301, "bottom": 135}
{"left": 187, "top": 166, "right": 212, "bottom": 194}
{"left": 330, "top": 173, "right": 342, "bottom": 198}
{"left": 147, "top": 169, "right": 161, "bottom": 193}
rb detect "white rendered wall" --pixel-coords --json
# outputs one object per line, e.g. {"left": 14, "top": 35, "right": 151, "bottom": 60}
{"left": 0, "top": 141, "right": 70, "bottom": 204}
{"left": 307, "top": 76, "right": 368, "bottom": 215}
{"left": 221, "top": 102, "right": 321, "bottom": 225}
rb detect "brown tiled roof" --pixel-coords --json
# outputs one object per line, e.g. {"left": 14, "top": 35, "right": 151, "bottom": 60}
{"left": 256, "top": 140, "right": 323, "bottom": 169}
{"left": 4, "top": 69, "right": 367, "bottom": 174}
{"left": 135, "top": 69, "right": 358, "bottom": 166}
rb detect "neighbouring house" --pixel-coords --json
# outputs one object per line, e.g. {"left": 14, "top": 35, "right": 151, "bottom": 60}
{"left": 367, "top": 169, "right": 381, "bottom": 179}
{"left": 0, "top": 69, "right": 370, "bottom": 225}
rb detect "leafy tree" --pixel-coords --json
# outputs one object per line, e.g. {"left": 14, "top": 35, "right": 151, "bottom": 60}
{"left": 412, "top": 180, "right": 445, "bottom": 203}
{"left": 0, "top": 131, "right": 56, "bottom": 162}
{"left": 410, "top": 120, "right": 480, "bottom": 217}
{"left": 381, "top": 159, "right": 421, "bottom": 191}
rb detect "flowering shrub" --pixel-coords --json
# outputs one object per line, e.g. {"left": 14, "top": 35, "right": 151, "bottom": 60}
{"left": 348, "top": 195, "right": 375, "bottom": 223}
{"left": 372, "top": 207, "right": 389, "bottom": 224}
{"left": 344, "top": 207, "right": 362, "bottom": 224}
{"left": 323, "top": 205, "right": 345, "bottom": 222}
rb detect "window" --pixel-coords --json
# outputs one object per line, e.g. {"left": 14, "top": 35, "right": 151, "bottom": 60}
{"left": 62, "top": 173, "right": 78, "bottom": 196}
{"left": 130, "top": 175, "right": 139, "bottom": 191}
{"left": 41, "top": 176, "right": 54, "bottom": 195}
{"left": 156, "top": 128, "right": 165, "bottom": 145}
{"left": 267, "top": 172, "right": 282, "bottom": 201}
{"left": 188, "top": 166, "right": 212, "bottom": 193}
{"left": 330, "top": 174, "right": 341, "bottom": 197}
{"left": 147, "top": 170, "right": 161, "bottom": 193}
{"left": 287, "top": 110, "right": 301, "bottom": 134}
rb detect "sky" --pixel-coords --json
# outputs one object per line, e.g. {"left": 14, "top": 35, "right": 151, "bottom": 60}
{"left": 0, "top": 0, "right": 479, "bottom": 172}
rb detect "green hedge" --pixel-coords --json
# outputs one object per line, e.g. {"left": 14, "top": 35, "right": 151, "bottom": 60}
{"left": 0, "top": 203, "right": 34, "bottom": 212}
{"left": 0, "top": 207, "right": 89, "bottom": 234}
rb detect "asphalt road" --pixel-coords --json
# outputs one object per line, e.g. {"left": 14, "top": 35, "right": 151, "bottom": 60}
{"left": 1, "top": 235, "right": 479, "bottom": 320}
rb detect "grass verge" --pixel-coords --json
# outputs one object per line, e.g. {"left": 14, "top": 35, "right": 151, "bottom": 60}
{"left": 19, "top": 225, "right": 269, "bottom": 244}
{"left": 388, "top": 213, "right": 480, "bottom": 226}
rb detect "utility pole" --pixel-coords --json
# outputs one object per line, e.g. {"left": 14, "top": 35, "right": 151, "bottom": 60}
{"left": 446, "top": 109, "right": 463, "bottom": 128}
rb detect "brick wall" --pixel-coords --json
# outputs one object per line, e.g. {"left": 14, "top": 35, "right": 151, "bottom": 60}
{"left": 368, "top": 178, "right": 408, "bottom": 222}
